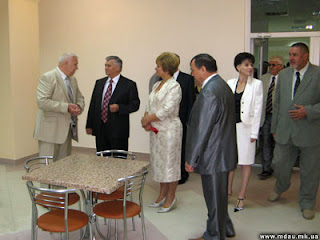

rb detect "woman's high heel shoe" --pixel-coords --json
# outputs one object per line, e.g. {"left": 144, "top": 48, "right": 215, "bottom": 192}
{"left": 149, "top": 197, "right": 166, "bottom": 208}
{"left": 157, "top": 198, "right": 177, "bottom": 213}
{"left": 234, "top": 198, "right": 245, "bottom": 212}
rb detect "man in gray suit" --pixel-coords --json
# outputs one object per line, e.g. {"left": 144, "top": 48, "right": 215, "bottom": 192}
{"left": 269, "top": 43, "right": 320, "bottom": 220}
{"left": 34, "top": 53, "right": 85, "bottom": 161}
{"left": 258, "top": 56, "right": 284, "bottom": 180}
{"left": 186, "top": 54, "right": 237, "bottom": 240}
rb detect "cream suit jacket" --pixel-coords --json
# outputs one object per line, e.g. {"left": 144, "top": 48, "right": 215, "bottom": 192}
{"left": 34, "top": 68, "right": 85, "bottom": 144}
{"left": 228, "top": 77, "right": 263, "bottom": 139}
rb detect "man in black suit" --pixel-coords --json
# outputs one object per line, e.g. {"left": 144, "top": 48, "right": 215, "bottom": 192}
{"left": 86, "top": 56, "right": 140, "bottom": 151}
{"left": 148, "top": 54, "right": 195, "bottom": 184}
{"left": 174, "top": 64, "right": 195, "bottom": 184}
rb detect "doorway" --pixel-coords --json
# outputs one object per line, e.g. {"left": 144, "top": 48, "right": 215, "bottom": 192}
{"left": 252, "top": 37, "right": 310, "bottom": 79}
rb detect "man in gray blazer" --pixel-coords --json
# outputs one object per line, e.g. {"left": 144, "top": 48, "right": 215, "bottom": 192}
{"left": 34, "top": 53, "right": 85, "bottom": 161}
{"left": 269, "top": 43, "right": 320, "bottom": 220}
{"left": 186, "top": 54, "right": 237, "bottom": 240}
{"left": 258, "top": 56, "right": 284, "bottom": 180}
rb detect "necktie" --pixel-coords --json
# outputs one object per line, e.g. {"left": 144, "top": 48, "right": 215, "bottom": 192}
{"left": 266, "top": 76, "right": 275, "bottom": 113}
{"left": 101, "top": 79, "right": 113, "bottom": 123}
{"left": 294, "top": 72, "right": 300, "bottom": 96}
{"left": 65, "top": 77, "right": 74, "bottom": 103}
{"left": 65, "top": 78, "right": 78, "bottom": 140}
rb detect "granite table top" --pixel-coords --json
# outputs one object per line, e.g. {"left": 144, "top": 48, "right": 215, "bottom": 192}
{"left": 22, "top": 153, "right": 150, "bottom": 194}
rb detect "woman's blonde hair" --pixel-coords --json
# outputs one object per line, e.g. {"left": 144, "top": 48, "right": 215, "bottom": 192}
{"left": 156, "top": 52, "right": 180, "bottom": 76}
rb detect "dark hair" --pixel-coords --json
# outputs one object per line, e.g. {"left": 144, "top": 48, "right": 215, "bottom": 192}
{"left": 105, "top": 56, "right": 123, "bottom": 71}
{"left": 191, "top": 54, "right": 217, "bottom": 72}
{"left": 234, "top": 52, "right": 255, "bottom": 72}
{"left": 291, "top": 42, "right": 309, "bottom": 54}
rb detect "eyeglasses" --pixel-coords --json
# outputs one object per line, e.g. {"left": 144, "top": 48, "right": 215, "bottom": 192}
{"left": 268, "top": 63, "right": 281, "bottom": 67}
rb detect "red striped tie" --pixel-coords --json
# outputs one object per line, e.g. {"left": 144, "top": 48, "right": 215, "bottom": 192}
{"left": 101, "top": 79, "right": 113, "bottom": 123}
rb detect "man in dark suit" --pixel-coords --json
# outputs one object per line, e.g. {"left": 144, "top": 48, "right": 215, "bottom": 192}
{"left": 258, "top": 56, "right": 284, "bottom": 180}
{"left": 269, "top": 43, "right": 320, "bottom": 220}
{"left": 86, "top": 56, "right": 140, "bottom": 151}
{"left": 148, "top": 54, "right": 195, "bottom": 184}
{"left": 186, "top": 54, "right": 237, "bottom": 240}
{"left": 174, "top": 62, "right": 195, "bottom": 184}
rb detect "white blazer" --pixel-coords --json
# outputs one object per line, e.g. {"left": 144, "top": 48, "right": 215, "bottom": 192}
{"left": 227, "top": 77, "right": 263, "bottom": 139}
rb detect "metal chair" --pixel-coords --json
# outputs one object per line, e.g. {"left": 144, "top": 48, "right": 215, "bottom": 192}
{"left": 93, "top": 170, "right": 148, "bottom": 240}
{"left": 96, "top": 150, "right": 136, "bottom": 160}
{"left": 94, "top": 150, "right": 136, "bottom": 201}
{"left": 94, "top": 150, "right": 137, "bottom": 238}
{"left": 24, "top": 156, "right": 80, "bottom": 206}
{"left": 24, "top": 156, "right": 54, "bottom": 173}
{"left": 26, "top": 181, "right": 89, "bottom": 240}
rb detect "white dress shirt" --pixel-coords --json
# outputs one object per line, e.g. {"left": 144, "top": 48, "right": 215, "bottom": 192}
{"left": 101, "top": 74, "right": 120, "bottom": 106}
{"left": 292, "top": 62, "right": 309, "bottom": 99}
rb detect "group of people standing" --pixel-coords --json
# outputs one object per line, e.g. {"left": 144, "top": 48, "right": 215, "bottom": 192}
{"left": 34, "top": 41, "right": 320, "bottom": 240}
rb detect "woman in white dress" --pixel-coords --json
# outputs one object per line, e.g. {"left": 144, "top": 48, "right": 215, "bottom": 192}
{"left": 141, "top": 52, "right": 182, "bottom": 213}
{"left": 227, "top": 52, "right": 263, "bottom": 212}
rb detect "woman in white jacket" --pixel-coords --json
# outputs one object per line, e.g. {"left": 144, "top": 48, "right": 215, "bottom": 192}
{"left": 227, "top": 52, "right": 263, "bottom": 212}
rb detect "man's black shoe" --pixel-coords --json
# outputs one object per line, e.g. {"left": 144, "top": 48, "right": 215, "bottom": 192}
{"left": 226, "top": 222, "right": 235, "bottom": 238}
{"left": 178, "top": 178, "right": 188, "bottom": 185}
{"left": 258, "top": 171, "right": 273, "bottom": 180}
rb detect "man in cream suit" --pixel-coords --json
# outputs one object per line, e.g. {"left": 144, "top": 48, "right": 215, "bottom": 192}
{"left": 186, "top": 54, "right": 236, "bottom": 240}
{"left": 258, "top": 56, "right": 284, "bottom": 180}
{"left": 34, "top": 53, "right": 85, "bottom": 161}
{"left": 269, "top": 43, "right": 320, "bottom": 220}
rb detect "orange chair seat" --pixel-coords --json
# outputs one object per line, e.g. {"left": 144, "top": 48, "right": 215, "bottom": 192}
{"left": 93, "top": 200, "right": 141, "bottom": 219}
{"left": 37, "top": 209, "right": 88, "bottom": 232}
{"left": 94, "top": 186, "right": 125, "bottom": 201}
{"left": 36, "top": 192, "right": 80, "bottom": 207}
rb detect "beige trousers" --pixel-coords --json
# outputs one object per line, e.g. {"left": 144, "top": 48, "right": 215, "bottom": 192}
{"left": 38, "top": 131, "right": 72, "bottom": 161}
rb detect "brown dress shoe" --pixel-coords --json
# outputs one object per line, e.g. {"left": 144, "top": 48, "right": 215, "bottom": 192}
{"left": 268, "top": 192, "right": 281, "bottom": 202}
{"left": 302, "top": 209, "right": 315, "bottom": 220}
{"left": 188, "top": 238, "right": 204, "bottom": 240}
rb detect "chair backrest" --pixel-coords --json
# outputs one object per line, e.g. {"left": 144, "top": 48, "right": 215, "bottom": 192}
{"left": 119, "top": 170, "right": 148, "bottom": 211}
{"left": 26, "top": 181, "right": 78, "bottom": 233}
{"left": 24, "top": 156, "right": 53, "bottom": 173}
{"left": 96, "top": 150, "right": 136, "bottom": 160}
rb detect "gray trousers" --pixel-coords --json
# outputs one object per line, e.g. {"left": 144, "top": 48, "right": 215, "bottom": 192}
{"left": 261, "top": 114, "right": 274, "bottom": 172}
{"left": 273, "top": 140, "right": 320, "bottom": 210}
{"left": 201, "top": 172, "right": 233, "bottom": 240}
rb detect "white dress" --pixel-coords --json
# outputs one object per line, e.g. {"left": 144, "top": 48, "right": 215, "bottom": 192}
{"left": 227, "top": 78, "right": 263, "bottom": 165}
{"left": 146, "top": 78, "right": 182, "bottom": 182}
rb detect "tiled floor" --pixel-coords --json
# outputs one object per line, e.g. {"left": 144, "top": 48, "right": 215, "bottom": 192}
{"left": 0, "top": 148, "right": 319, "bottom": 240}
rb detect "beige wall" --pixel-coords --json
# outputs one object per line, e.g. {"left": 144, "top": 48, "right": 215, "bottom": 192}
{"left": 0, "top": 0, "right": 15, "bottom": 159}
{"left": 38, "top": 0, "right": 246, "bottom": 153}
{"left": 0, "top": 0, "right": 39, "bottom": 160}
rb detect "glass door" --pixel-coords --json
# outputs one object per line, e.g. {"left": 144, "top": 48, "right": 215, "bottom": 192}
{"left": 252, "top": 36, "right": 311, "bottom": 79}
